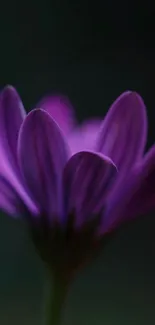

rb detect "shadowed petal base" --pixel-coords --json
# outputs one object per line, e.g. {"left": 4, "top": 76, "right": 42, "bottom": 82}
{"left": 30, "top": 212, "right": 110, "bottom": 280}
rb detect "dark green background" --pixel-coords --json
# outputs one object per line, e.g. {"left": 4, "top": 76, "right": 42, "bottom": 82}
{"left": 0, "top": 1, "right": 155, "bottom": 324}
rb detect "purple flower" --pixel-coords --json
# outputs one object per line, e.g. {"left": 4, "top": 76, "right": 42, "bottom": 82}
{"left": 0, "top": 85, "right": 154, "bottom": 277}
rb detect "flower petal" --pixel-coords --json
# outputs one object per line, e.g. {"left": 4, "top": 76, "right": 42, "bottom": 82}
{"left": 68, "top": 119, "right": 102, "bottom": 155}
{"left": 36, "top": 95, "right": 76, "bottom": 135}
{"left": 18, "top": 109, "right": 70, "bottom": 222}
{"left": 0, "top": 86, "right": 40, "bottom": 217}
{"left": 0, "top": 176, "right": 20, "bottom": 216}
{"left": 63, "top": 151, "right": 117, "bottom": 228}
{"left": 0, "top": 85, "right": 26, "bottom": 169}
{"left": 95, "top": 91, "right": 147, "bottom": 174}
{"left": 102, "top": 145, "right": 155, "bottom": 234}
{"left": 0, "top": 173, "right": 39, "bottom": 218}
{"left": 0, "top": 175, "right": 29, "bottom": 217}
{"left": 124, "top": 146, "right": 155, "bottom": 218}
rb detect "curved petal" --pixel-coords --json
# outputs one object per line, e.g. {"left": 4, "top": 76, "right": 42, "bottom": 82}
{"left": 95, "top": 91, "right": 147, "bottom": 175}
{"left": 0, "top": 86, "right": 39, "bottom": 217}
{"left": 18, "top": 109, "right": 70, "bottom": 223}
{"left": 63, "top": 151, "right": 117, "bottom": 228}
{"left": 36, "top": 95, "right": 76, "bottom": 135}
{"left": 0, "top": 173, "right": 39, "bottom": 218}
{"left": 0, "top": 176, "right": 21, "bottom": 216}
{"left": 0, "top": 175, "right": 34, "bottom": 217}
{"left": 124, "top": 145, "right": 155, "bottom": 218}
{"left": 0, "top": 85, "right": 26, "bottom": 168}
{"left": 68, "top": 119, "right": 102, "bottom": 155}
{"left": 102, "top": 145, "right": 155, "bottom": 234}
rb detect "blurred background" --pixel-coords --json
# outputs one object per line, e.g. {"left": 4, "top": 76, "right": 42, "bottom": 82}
{"left": 0, "top": 1, "right": 155, "bottom": 324}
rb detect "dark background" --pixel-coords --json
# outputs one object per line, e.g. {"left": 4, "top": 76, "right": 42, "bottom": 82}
{"left": 0, "top": 1, "right": 155, "bottom": 324}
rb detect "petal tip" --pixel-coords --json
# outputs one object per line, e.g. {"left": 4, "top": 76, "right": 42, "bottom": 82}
{"left": 26, "top": 108, "right": 55, "bottom": 122}
{"left": 2, "top": 85, "right": 17, "bottom": 96}
{"left": 36, "top": 93, "right": 76, "bottom": 135}
{"left": 1, "top": 85, "right": 21, "bottom": 106}
{"left": 121, "top": 90, "right": 145, "bottom": 106}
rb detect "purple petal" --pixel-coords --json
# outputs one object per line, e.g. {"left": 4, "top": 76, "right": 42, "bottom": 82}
{"left": 124, "top": 146, "right": 155, "bottom": 218}
{"left": 0, "top": 175, "right": 38, "bottom": 217}
{"left": 36, "top": 95, "right": 76, "bottom": 135}
{"left": 0, "top": 86, "right": 40, "bottom": 217}
{"left": 0, "top": 175, "right": 21, "bottom": 216}
{"left": 95, "top": 91, "right": 147, "bottom": 175}
{"left": 68, "top": 119, "right": 102, "bottom": 155}
{"left": 0, "top": 85, "right": 26, "bottom": 170}
{"left": 18, "top": 109, "right": 70, "bottom": 222}
{"left": 63, "top": 151, "right": 117, "bottom": 228}
{"left": 102, "top": 145, "right": 155, "bottom": 234}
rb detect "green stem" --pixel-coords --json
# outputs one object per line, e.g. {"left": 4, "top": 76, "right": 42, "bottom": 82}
{"left": 46, "top": 273, "right": 69, "bottom": 325}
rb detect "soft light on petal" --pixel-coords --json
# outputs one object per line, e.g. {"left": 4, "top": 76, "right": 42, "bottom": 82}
{"left": 0, "top": 86, "right": 37, "bottom": 215}
{"left": 124, "top": 145, "right": 155, "bottom": 218}
{"left": 63, "top": 151, "right": 117, "bottom": 228}
{"left": 0, "top": 85, "right": 26, "bottom": 168}
{"left": 0, "top": 175, "right": 28, "bottom": 217}
{"left": 96, "top": 91, "right": 147, "bottom": 175}
{"left": 68, "top": 119, "right": 102, "bottom": 155}
{"left": 102, "top": 145, "right": 155, "bottom": 234}
{"left": 18, "top": 109, "right": 70, "bottom": 222}
{"left": 36, "top": 95, "right": 76, "bottom": 135}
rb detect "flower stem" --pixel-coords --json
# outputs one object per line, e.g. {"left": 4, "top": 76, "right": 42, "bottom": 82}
{"left": 46, "top": 272, "right": 69, "bottom": 325}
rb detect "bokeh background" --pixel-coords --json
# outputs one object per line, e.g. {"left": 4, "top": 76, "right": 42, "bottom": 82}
{"left": 0, "top": 1, "right": 155, "bottom": 324}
